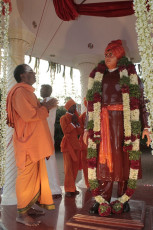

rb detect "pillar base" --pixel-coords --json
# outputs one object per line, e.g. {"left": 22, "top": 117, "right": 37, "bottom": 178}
{"left": 1, "top": 194, "right": 17, "bottom": 206}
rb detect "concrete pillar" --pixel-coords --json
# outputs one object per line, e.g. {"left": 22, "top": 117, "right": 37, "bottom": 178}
{"left": 79, "top": 62, "right": 96, "bottom": 113}
{"left": 74, "top": 54, "right": 100, "bottom": 113}
{"left": 75, "top": 56, "right": 99, "bottom": 188}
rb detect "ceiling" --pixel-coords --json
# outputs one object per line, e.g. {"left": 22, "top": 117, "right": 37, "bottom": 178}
{"left": 15, "top": 0, "right": 140, "bottom": 67}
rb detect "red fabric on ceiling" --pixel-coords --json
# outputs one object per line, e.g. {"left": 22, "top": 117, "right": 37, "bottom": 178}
{"left": 76, "top": 1, "right": 134, "bottom": 17}
{"left": 53, "top": 0, "right": 79, "bottom": 21}
{"left": 53, "top": 0, "right": 134, "bottom": 21}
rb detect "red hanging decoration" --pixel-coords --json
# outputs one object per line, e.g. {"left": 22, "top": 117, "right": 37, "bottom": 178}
{"left": 2, "top": 0, "right": 11, "bottom": 2}
{"left": 53, "top": 0, "right": 134, "bottom": 21}
{"left": 53, "top": 0, "right": 78, "bottom": 21}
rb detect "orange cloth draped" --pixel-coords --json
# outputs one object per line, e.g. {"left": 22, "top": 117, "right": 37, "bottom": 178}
{"left": 16, "top": 156, "right": 55, "bottom": 213}
{"left": 63, "top": 150, "right": 79, "bottom": 192}
{"left": 60, "top": 112, "right": 82, "bottom": 192}
{"left": 99, "top": 105, "right": 123, "bottom": 172}
{"left": 60, "top": 113, "right": 82, "bottom": 154}
{"left": 7, "top": 83, "right": 54, "bottom": 169}
{"left": 61, "top": 135, "right": 77, "bottom": 161}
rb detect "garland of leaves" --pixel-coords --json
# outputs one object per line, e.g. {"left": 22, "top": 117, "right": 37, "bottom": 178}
{"left": 86, "top": 57, "right": 142, "bottom": 216}
{"left": 34, "top": 57, "right": 40, "bottom": 91}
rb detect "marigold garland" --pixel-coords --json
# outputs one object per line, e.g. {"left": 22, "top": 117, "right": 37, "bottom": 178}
{"left": 86, "top": 56, "right": 142, "bottom": 216}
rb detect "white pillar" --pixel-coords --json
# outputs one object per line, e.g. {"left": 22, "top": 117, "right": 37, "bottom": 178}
{"left": 79, "top": 62, "right": 96, "bottom": 112}
{"left": 74, "top": 54, "right": 100, "bottom": 113}
{"left": 76, "top": 61, "right": 96, "bottom": 188}
{"left": 1, "top": 38, "right": 30, "bottom": 205}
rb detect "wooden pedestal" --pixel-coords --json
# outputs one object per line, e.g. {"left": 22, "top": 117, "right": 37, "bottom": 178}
{"left": 150, "top": 207, "right": 153, "bottom": 230}
{"left": 66, "top": 199, "right": 146, "bottom": 230}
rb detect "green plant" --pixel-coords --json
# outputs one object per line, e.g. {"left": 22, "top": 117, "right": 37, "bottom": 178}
{"left": 54, "top": 106, "right": 66, "bottom": 151}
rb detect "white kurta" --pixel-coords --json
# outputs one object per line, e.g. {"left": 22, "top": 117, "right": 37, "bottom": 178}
{"left": 44, "top": 97, "right": 62, "bottom": 195}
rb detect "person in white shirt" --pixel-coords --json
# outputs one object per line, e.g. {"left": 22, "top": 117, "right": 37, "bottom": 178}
{"left": 40, "top": 84, "right": 62, "bottom": 198}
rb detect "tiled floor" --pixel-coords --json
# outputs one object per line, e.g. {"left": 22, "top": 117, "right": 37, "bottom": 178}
{"left": 0, "top": 147, "right": 153, "bottom": 230}
{"left": 56, "top": 147, "right": 153, "bottom": 187}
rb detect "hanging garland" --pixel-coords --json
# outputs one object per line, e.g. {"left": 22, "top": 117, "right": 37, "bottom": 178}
{"left": 71, "top": 73, "right": 76, "bottom": 99}
{"left": 34, "top": 57, "right": 40, "bottom": 90}
{"left": 47, "top": 61, "right": 62, "bottom": 85}
{"left": 28, "top": 56, "right": 77, "bottom": 105}
{"left": 63, "top": 70, "right": 67, "bottom": 97}
{"left": 133, "top": 0, "right": 153, "bottom": 153}
{"left": 86, "top": 57, "right": 142, "bottom": 216}
{"left": 0, "top": 0, "right": 10, "bottom": 187}
{"left": 70, "top": 67, "right": 73, "bottom": 79}
{"left": 46, "top": 61, "right": 76, "bottom": 102}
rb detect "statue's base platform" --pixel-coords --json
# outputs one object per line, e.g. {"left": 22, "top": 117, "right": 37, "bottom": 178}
{"left": 66, "top": 199, "right": 146, "bottom": 230}
{"left": 150, "top": 207, "right": 153, "bottom": 229}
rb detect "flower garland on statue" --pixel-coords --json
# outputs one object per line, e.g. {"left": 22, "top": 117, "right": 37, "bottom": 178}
{"left": 133, "top": 0, "right": 153, "bottom": 154}
{"left": 0, "top": 0, "right": 11, "bottom": 187}
{"left": 86, "top": 57, "right": 142, "bottom": 216}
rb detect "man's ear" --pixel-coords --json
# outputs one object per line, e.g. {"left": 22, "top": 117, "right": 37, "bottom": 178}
{"left": 20, "top": 73, "right": 25, "bottom": 82}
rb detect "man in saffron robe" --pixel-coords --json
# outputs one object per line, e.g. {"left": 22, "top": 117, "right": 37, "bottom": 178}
{"left": 7, "top": 64, "right": 58, "bottom": 226}
{"left": 85, "top": 40, "right": 151, "bottom": 214}
{"left": 60, "top": 98, "right": 82, "bottom": 197}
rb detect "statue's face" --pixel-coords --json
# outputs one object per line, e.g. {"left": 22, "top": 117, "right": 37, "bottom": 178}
{"left": 105, "top": 51, "right": 118, "bottom": 70}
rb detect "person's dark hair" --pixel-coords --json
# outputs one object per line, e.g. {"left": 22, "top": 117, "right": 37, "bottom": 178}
{"left": 40, "top": 84, "right": 52, "bottom": 98}
{"left": 13, "top": 64, "right": 27, "bottom": 83}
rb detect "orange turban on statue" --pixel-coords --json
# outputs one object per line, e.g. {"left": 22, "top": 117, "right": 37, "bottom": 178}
{"left": 65, "top": 98, "right": 76, "bottom": 110}
{"left": 105, "top": 40, "right": 125, "bottom": 60}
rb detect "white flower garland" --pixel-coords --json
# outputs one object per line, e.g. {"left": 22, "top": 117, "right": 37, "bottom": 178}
{"left": 133, "top": 0, "right": 153, "bottom": 154}
{"left": 88, "top": 77, "right": 94, "bottom": 90}
{"left": 0, "top": 1, "right": 10, "bottom": 187}
{"left": 93, "top": 102, "right": 101, "bottom": 133}
{"left": 122, "top": 93, "right": 131, "bottom": 137}
{"left": 118, "top": 70, "right": 139, "bottom": 204}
